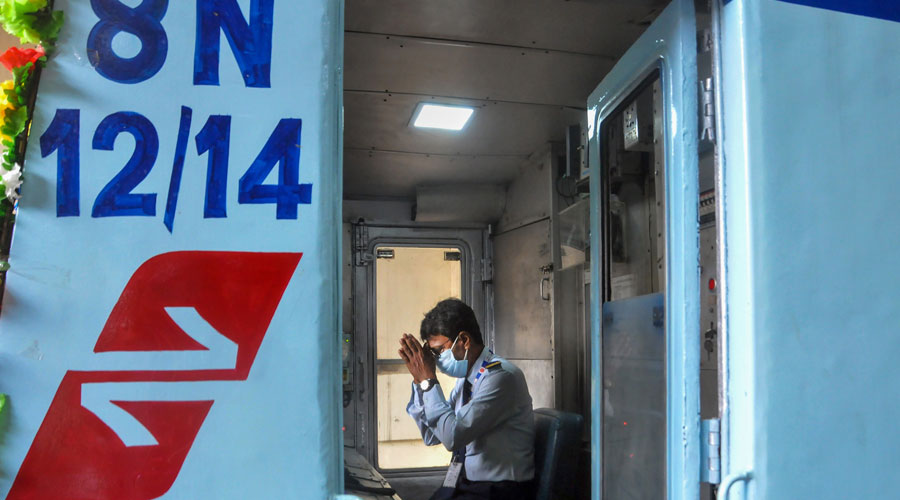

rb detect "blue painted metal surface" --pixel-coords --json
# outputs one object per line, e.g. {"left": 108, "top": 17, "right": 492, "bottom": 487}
{"left": 0, "top": 0, "right": 345, "bottom": 498}
{"left": 719, "top": 1, "right": 900, "bottom": 498}
{"left": 587, "top": 1, "right": 699, "bottom": 498}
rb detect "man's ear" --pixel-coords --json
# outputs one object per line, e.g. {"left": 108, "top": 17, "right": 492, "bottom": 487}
{"left": 458, "top": 331, "right": 470, "bottom": 349}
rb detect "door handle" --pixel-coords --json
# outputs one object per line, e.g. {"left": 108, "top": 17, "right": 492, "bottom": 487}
{"left": 539, "top": 264, "right": 553, "bottom": 301}
{"left": 718, "top": 470, "right": 753, "bottom": 499}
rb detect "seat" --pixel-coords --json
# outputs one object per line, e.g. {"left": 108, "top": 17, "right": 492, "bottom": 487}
{"left": 533, "top": 408, "right": 584, "bottom": 500}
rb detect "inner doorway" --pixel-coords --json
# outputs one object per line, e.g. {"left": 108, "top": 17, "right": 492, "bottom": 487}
{"left": 349, "top": 223, "right": 488, "bottom": 474}
{"left": 374, "top": 245, "right": 461, "bottom": 469}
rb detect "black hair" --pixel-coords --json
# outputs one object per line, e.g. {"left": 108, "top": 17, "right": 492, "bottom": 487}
{"left": 419, "top": 298, "right": 484, "bottom": 345}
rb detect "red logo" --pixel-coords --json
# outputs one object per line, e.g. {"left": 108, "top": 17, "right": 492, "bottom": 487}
{"left": 8, "top": 251, "right": 301, "bottom": 499}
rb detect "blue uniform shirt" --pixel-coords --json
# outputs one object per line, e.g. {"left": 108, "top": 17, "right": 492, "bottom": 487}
{"left": 406, "top": 349, "right": 535, "bottom": 482}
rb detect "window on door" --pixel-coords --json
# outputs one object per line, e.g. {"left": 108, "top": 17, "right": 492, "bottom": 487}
{"left": 374, "top": 245, "right": 463, "bottom": 470}
{"left": 600, "top": 73, "right": 667, "bottom": 499}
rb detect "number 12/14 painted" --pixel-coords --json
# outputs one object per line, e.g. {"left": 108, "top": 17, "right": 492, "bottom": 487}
{"left": 40, "top": 107, "right": 312, "bottom": 232}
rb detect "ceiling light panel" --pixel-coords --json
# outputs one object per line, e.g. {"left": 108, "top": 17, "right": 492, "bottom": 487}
{"left": 411, "top": 103, "right": 474, "bottom": 131}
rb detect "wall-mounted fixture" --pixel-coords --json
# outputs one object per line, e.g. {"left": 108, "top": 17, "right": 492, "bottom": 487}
{"left": 410, "top": 102, "right": 474, "bottom": 131}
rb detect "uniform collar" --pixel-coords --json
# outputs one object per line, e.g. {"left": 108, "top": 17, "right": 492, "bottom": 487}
{"left": 466, "top": 347, "right": 492, "bottom": 385}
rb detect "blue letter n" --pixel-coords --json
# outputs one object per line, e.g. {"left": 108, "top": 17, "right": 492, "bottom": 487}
{"left": 194, "top": 0, "right": 274, "bottom": 88}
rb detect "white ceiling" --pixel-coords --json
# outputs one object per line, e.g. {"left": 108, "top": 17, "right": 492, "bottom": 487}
{"left": 343, "top": 0, "right": 666, "bottom": 199}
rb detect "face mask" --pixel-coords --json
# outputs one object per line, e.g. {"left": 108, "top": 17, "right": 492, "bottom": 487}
{"left": 437, "top": 336, "right": 468, "bottom": 378}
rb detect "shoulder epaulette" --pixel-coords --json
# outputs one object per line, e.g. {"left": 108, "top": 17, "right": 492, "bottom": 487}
{"left": 475, "top": 353, "right": 502, "bottom": 381}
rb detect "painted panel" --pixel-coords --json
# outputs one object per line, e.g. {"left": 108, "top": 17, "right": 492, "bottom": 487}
{"left": 720, "top": 1, "right": 900, "bottom": 498}
{"left": 587, "top": 1, "right": 698, "bottom": 499}
{"left": 0, "top": 1, "right": 344, "bottom": 498}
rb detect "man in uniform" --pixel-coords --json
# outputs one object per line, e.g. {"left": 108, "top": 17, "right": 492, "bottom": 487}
{"left": 399, "top": 298, "right": 535, "bottom": 500}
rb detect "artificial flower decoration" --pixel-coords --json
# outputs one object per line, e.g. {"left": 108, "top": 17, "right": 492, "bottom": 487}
{"left": 0, "top": 0, "right": 62, "bottom": 212}
{"left": 0, "top": 66, "right": 33, "bottom": 207}
{"left": 0, "top": 0, "right": 63, "bottom": 49}
{"left": 0, "top": 79, "right": 13, "bottom": 112}
{"left": 0, "top": 45, "right": 43, "bottom": 71}
{"left": 0, "top": 71, "right": 29, "bottom": 149}
{"left": 1, "top": 161, "right": 21, "bottom": 201}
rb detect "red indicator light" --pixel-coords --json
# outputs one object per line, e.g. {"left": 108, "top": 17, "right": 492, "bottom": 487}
{"left": 342, "top": 426, "right": 346, "bottom": 432}
{"left": 708, "top": 278, "right": 716, "bottom": 291}
{"left": 623, "top": 421, "right": 628, "bottom": 426}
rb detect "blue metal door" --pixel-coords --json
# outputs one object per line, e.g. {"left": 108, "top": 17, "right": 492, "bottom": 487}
{"left": 587, "top": 0, "right": 700, "bottom": 498}
{"left": 718, "top": 1, "right": 900, "bottom": 498}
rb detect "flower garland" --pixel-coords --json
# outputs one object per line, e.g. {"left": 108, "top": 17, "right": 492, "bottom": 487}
{"left": 0, "top": 47, "right": 43, "bottom": 209}
{"left": 0, "top": 0, "right": 63, "bottom": 214}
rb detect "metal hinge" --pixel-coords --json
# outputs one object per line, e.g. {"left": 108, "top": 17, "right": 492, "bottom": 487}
{"left": 700, "top": 77, "right": 716, "bottom": 144}
{"left": 701, "top": 418, "right": 721, "bottom": 484}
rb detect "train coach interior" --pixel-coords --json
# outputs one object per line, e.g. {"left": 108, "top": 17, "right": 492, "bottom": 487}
{"left": 340, "top": 1, "right": 720, "bottom": 499}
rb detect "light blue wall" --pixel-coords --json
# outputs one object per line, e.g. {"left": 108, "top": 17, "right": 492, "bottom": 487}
{"left": 720, "top": 1, "right": 900, "bottom": 498}
{"left": 0, "top": 1, "right": 344, "bottom": 498}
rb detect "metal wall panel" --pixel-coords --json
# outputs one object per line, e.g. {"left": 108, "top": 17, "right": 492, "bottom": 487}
{"left": 344, "top": 92, "right": 585, "bottom": 156}
{"left": 345, "top": 33, "right": 613, "bottom": 109}
{"left": 345, "top": 0, "right": 665, "bottom": 56}
{"left": 492, "top": 220, "right": 553, "bottom": 360}
{"left": 488, "top": 145, "right": 560, "bottom": 420}
{"left": 552, "top": 265, "right": 589, "bottom": 415}
{"left": 512, "top": 358, "right": 555, "bottom": 411}
{"left": 498, "top": 153, "right": 552, "bottom": 233}
{"left": 344, "top": 150, "right": 525, "bottom": 199}
{"left": 493, "top": 147, "right": 554, "bottom": 366}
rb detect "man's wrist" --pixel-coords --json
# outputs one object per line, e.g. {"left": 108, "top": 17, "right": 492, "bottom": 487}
{"left": 419, "top": 378, "right": 439, "bottom": 392}
{"left": 413, "top": 371, "right": 436, "bottom": 385}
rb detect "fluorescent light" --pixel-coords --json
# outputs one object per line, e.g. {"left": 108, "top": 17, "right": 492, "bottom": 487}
{"left": 411, "top": 103, "right": 474, "bottom": 131}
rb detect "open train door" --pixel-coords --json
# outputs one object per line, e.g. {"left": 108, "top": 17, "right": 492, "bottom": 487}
{"left": 586, "top": 0, "right": 700, "bottom": 499}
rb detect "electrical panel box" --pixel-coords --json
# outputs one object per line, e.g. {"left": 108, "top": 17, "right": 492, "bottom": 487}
{"left": 623, "top": 91, "right": 654, "bottom": 152}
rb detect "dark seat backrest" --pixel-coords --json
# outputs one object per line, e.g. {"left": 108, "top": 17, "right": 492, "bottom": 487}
{"left": 533, "top": 408, "right": 584, "bottom": 500}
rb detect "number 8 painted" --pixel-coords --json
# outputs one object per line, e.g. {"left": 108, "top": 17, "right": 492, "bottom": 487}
{"left": 86, "top": 0, "right": 169, "bottom": 84}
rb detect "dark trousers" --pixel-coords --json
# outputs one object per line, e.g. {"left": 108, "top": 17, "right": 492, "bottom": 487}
{"left": 429, "top": 475, "right": 535, "bottom": 500}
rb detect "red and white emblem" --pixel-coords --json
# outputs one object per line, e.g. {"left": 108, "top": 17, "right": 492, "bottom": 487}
{"left": 9, "top": 251, "right": 301, "bottom": 499}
